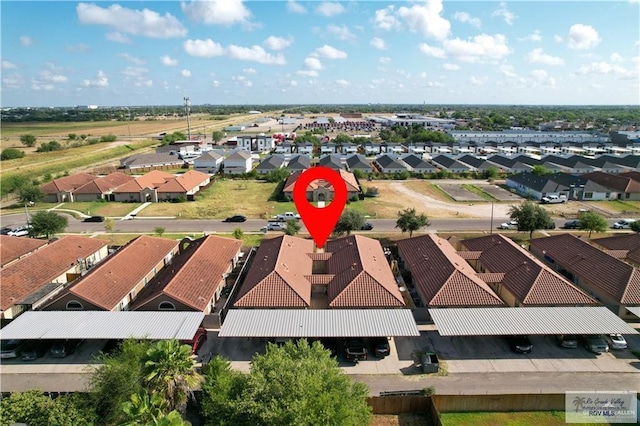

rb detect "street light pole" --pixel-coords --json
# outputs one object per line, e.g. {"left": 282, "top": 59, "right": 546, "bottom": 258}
{"left": 490, "top": 201, "right": 494, "bottom": 234}
{"left": 24, "top": 201, "right": 33, "bottom": 226}
{"left": 184, "top": 96, "right": 191, "bottom": 140}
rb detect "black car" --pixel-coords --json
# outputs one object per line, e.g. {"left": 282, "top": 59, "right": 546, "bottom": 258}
{"left": 505, "top": 335, "right": 533, "bottom": 354}
{"left": 21, "top": 341, "right": 51, "bottom": 361}
{"left": 50, "top": 339, "right": 83, "bottom": 358}
{"left": 371, "top": 337, "right": 390, "bottom": 358}
{"left": 83, "top": 215, "right": 105, "bottom": 223}
{"left": 563, "top": 220, "right": 580, "bottom": 229}
{"left": 344, "top": 339, "right": 368, "bottom": 362}
{"left": 361, "top": 222, "right": 374, "bottom": 231}
{"left": 223, "top": 215, "right": 247, "bottom": 223}
{"left": 0, "top": 227, "right": 12, "bottom": 235}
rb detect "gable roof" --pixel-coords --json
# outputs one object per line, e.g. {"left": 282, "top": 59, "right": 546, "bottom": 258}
{"left": 225, "top": 150, "right": 252, "bottom": 161}
{"left": 507, "top": 172, "right": 565, "bottom": 193}
{"left": 121, "top": 153, "right": 184, "bottom": 168}
{"left": 287, "top": 155, "right": 310, "bottom": 170}
{"left": 397, "top": 235, "right": 504, "bottom": 307}
{"left": 40, "top": 173, "right": 97, "bottom": 194}
{"left": 375, "top": 154, "right": 407, "bottom": 170}
{"left": 255, "top": 155, "right": 286, "bottom": 171}
{"left": 401, "top": 154, "right": 436, "bottom": 170}
{"left": 487, "top": 155, "right": 515, "bottom": 168}
{"left": 593, "top": 234, "right": 640, "bottom": 265}
{"left": 113, "top": 170, "right": 175, "bottom": 193}
{"left": 432, "top": 155, "right": 472, "bottom": 170}
{"left": 325, "top": 235, "right": 404, "bottom": 307}
{"left": 1, "top": 236, "right": 108, "bottom": 312}
{"left": 234, "top": 236, "right": 314, "bottom": 307}
{"left": 318, "top": 154, "right": 344, "bottom": 170}
{"left": 282, "top": 169, "right": 360, "bottom": 193}
{"left": 195, "top": 151, "right": 223, "bottom": 161}
{"left": 345, "top": 154, "right": 372, "bottom": 171}
{"left": 156, "top": 170, "right": 210, "bottom": 193}
{"left": 131, "top": 236, "right": 242, "bottom": 311}
{"left": 1, "top": 235, "right": 48, "bottom": 267}
{"left": 461, "top": 234, "right": 597, "bottom": 306}
{"left": 458, "top": 155, "right": 490, "bottom": 169}
{"left": 73, "top": 172, "right": 134, "bottom": 194}
{"left": 582, "top": 171, "right": 640, "bottom": 193}
{"left": 61, "top": 236, "right": 179, "bottom": 310}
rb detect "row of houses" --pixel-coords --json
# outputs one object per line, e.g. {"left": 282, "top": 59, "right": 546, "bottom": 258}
{"left": 3, "top": 232, "right": 638, "bottom": 323}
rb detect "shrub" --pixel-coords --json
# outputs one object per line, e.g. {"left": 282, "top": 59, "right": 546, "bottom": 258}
{"left": 364, "top": 187, "right": 380, "bottom": 197}
{"left": 100, "top": 134, "right": 117, "bottom": 143}
{"left": 1, "top": 148, "right": 25, "bottom": 160}
{"left": 36, "top": 140, "right": 63, "bottom": 152}
{"left": 87, "top": 138, "right": 100, "bottom": 145}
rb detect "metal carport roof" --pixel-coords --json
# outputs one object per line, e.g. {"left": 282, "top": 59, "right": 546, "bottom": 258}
{"left": 429, "top": 307, "right": 639, "bottom": 336}
{"left": 626, "top": 306, "right": 640, "bottom": 318}
{"left": 0, "top": 311, "right": 205, "bottom": 340}
{"left": 219, "top": 309, "right": 419, "bottom": 337}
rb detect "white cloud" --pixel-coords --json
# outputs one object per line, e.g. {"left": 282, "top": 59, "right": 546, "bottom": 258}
{"left": 232, "top": 75, "right": 253, "bottom": 87}
{"left": 135, "top": 79, "right": 153, "bottom": 87}
{"left": 526, "top": 48, "right": 564, "bottom": 66}
{"left": 335, "top": 79, "right": 349, "bottom": 87}
{"left": 20, "top": 36, "right": 32, "bottom": 47}
{"left": 183, "top": 39, "right": 225, "bottom": 58}
{"left": 370, "top": 37, "right": 386, "bottom": 50}
{"left": 303, "top": 57, "right": 323, "bottom": 71}
{"left": 554, "top": 35, "right": 563, "bottom": 43}
{"left": 290, "top": 80, "right": 298, "bottom": 87}
{"left": 397, "top": 0, "right": 451, "bottom": 41}
{"left": 160, "top": 55, "right": 178, "bottom": 66}
{"left": 1, "top": 60, "right": 17, "bottom": 70}
{"left": 492, "top": 2, "right": 516, "bottom": 25}
{"left": 531, "top": 69, "right": 548, "bottom": 79}
{"left": 81, "top": 70, "right": 109, "bottom": 87}
{"left": 66, "top": 43, "right": 90, "bottom": 53}
{"left": 453, "top": 11, "right": 480, "bottom": 28}
{"left": 315, "top": 2, "right": 345, "bottom": 17}
{"left": 106, "top": 32, "right": 131, "bottom": 44}
{"left": 518, "top": 30, "right": 542, "bottom": 42}
{"left": 227, "top": 45, "right": 286, "bottom": 65}
{"left": 2, "top": 74, "right": 23, "bottom": 89}
{"left": 77, "top": 3, "right": 187, "bottom": 38}
{"left": 575, "top": 61, "right": 635, "bottom": 79}
{"left": 531, "top": 69, "right": 556, "bottom": 87}
{"left": 212, "top": 80, "right": 220, "bottom": 87}
{"left": 469, "top": 76, "right": 488, "bottom": 86}
{"left": 498, "top": 64, "right": 517, "bottom": 77}
{"left": 418, "top": 43, "right": 446, "bottom": 59}
{"left": 379, "top": 56, "right": 391, "bottom": 64}
{"left": 326, "top": 24, "right": 355, "bottom": 41}
{"left": 181, "top": 69, "right": 191, "bottom": 77}
{"left": 426, "top": 81, "right": 444, "bottom": 88}
{"left": 374, "top": 6, "right": 401, "bottom": 31}
{"left": 119, "top": 53, "right": 145, "bottom": 65}
{"left": 442, "top": 63, "right": 460, "bottom": 71}
{"left": 243, "top": 67, "right": 257, "bottom": 74}
{"left": 610, "top": 52, "right": 623, "bottom": 62}
{"left": 286, "top": 0, "right": 307, "bottom": 14}
{"left": 420, "top": 72, "right": 427, "bottom": 78}
{"left": 313, "top": 45, "right": 347, "bottom": 59}
{"left": 443, "top": 33, "right": 511, "bottom": 63}
{"left": 122, "top": 67, "right": 148, "bottom": 77}
{"left": 181, "top": 0, "right": 251, "bottom": 26}
{"left": 40, "top": 70, "right": 68, "bottom": 83}
{"left": 297, "top": 70, "right": 319, "bottom": 77}
{"left": 31, "top": 82, "right": 56, "bottom": 91}
{"left": 567, "top": 24, "right": 601, "bottom": 50}
{"left": 264, "top": 36, "right": 292, "bottom": 50}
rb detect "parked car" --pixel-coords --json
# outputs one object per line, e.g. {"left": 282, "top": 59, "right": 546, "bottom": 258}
{"left": 223, "top": 215, "right": 247, "bottom": 223}
{"left": 541, "top": 195, "right": 567, "bottom": 204}
{"left": 8, "top": 225, "right": 32, "bottom": 237}
{"left": 371, "top": 337, "right": 390, "bottom": 358}
{"left": 556, "top": 334, "right": 578, "bottom": 349}
{"left": 579, "top": 335, "right": 609, "bottom": 354}
{"left": 83, "top": 215, "right": 105, "bottom": 222}
{"left": 1, "top": 227, "right": 13, "bottom": 235}
{"left": 180, "top": 327, "right": 207, "bottom": 354}
{"left": 21, "top": 340, "right": 51, "bottom": 361}
{"left": 361, "top": 222, "right": 374, "bottom": 231}
{"left": 498, "top": 220, "right": 518, "bottom": 230}
{"left": 262, "top": 222, "right": 287, "bottom": 232}
{"left": 563, "top": 220, "right": 580, "bottom": 229}
{"left": 1, "top": 340, "right": 24, "bottom": 359}
{"left": 276, "top": 212, "right": 301, "bottom": 221}
{"left": 505, "top": 335, "right": 533, "bottom": 353}
{"left": 50, "top": 339, "right": 83, "bottom": 358}
{"left": 612, "top": 219, "right": 636, "bottom": 229}
{"left": 344, "top": 339, "right": 368, "bottom": 362}
{"left": 607, "top": 334, "right": 627, "bottom": 350}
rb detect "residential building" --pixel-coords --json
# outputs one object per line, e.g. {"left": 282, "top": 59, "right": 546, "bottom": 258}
{"left": 582, "top": 171, "right": 640, "bottom": 200}
{"left": 506, "top": 172, "right": 611, "bottom": 201}
{"left": 156, "top": 170, "right": 211, "bottom": 201}
{"left": 111, "top": 170, "right": 175, "bottom": 203}
{"left": 431, "top": 155, "right": 473, "bottom": 174}
{"left": 282, "top": 169, "right": 361, "bottom": 201}
{"left": 318, "top": 154, "right": 344, "bottom": 170}
{"left": 457, "top": 155, "right": 496, "bottom": 172}
{"left": 120, "top": 153, "right": 185, "bottom": 170}
{"left": 255, "top": 155, "right": 286, "bottom": 175}
{"left": 72, "top": 172, "right": 135, "bottom": 202}
{"left": 40, "top": 173, "right": 97, "bottom": 203}
{"left": 223, "top": 149, "right": 253, "bottom": 174}
{"left": 592, "top": 234, "right": 640, "bottom": 267}
{"left": 345, "top": 154, "right": 373, "bottom": 173}
{"left": 194, "top": 151, "right": 223, "bottom": 174}
{"left": 286, "top": 154, "right": 310, "bottom": 172}
{"left": 297, "top": 142, "right": 314, "bottom": 155}
{"left": 401, "top": 154, "right": 436, "bottom": 174}
{"left": 375, "top": 154, "right": 408, "bottom": 174}
{"left": 0, "top": 235, "right": 47, "bottom": 268}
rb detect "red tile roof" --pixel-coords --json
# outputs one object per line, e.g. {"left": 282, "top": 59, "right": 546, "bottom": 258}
{"left": 40, "top": 173, "right": 97, "bottom": 194}
{"left": 1, "top": 236, "right": 108, "bottom": 311}
{"left": 157, "top": 170, "right": 210, "bottom": 193}
{"left": 63, "top": 236, "right": 179, "bottom": 310}
{"left": 325, "top": 235, "right": 404, "bottom": 307}
{"left": 397, "top": 234, "right": 504, "bottom": 307}
{"left": 462, "top": 234, "right": 597, "bottom": 306}
{"left": 529, "top": 233, "right": 640, "bottom": 305}
{"left": 130, "top": 236, "right": 241, "bottom": 311}
{"left": 1, "top": 235, "right": 48, "bottom": 267}
{"left": 113, "top": 170, "right": 175, "bottom": 193}
{"left": 593, "top": 233, "right": 640, "bottom": 265}
{"left": 73, "top": 172, "right": 134, "bottom": 194}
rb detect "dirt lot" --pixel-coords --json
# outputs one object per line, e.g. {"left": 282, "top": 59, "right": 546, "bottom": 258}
{"left": 438, "top": 184, "right": 485, "bottom": 202}
{"left": 371, "top": 413, "right": 433, "bottom": 425}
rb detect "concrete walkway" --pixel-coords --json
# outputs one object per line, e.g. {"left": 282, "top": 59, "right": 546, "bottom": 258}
{"left": 121, "top": 202, "right": 152, "bottom": 221}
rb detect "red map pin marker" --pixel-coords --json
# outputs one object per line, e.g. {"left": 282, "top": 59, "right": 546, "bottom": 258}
{"left": 293, "top": 166, "right": 348, "bottom": 249}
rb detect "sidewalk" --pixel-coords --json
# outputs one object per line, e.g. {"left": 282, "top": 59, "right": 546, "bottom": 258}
{"left": 121, "top": 202, "right": 152, "bottom": 221}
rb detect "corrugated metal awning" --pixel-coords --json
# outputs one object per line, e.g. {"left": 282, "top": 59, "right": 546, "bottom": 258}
{"left": 219, "top": 309, "right": 419, "bottom": 337}
{"left": 0, "top": 311, "right": 205, "bottom": 340}
{"left": 626, "top": 306, "right": 640, "bottom": 318}
{"left": 429, "top": 307, "right": 638, "bottom": 336}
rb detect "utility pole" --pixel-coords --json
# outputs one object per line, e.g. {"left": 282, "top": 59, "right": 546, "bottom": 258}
{"left": 490, "top": 201, "right": 494, "bottom": 234}
{"left": 184, "top": 96, "right": 191, "bottom": 140}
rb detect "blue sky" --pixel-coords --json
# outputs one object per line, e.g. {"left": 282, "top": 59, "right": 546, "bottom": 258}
{"left": 1, "top": 1, "right": 639, "bottom": 107}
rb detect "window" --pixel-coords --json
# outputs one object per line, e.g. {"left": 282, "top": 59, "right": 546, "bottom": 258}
{"left": 626, "top": 193, "right": 631, "bottom": 199}
{"left": 584, "top": 192, "right": 593, "bottom": 199}
{"left": 159, "top": 301, "right": 175, "bottom": 310}
{"left": 66, "top": 300, "right": 83, "bottom": 310}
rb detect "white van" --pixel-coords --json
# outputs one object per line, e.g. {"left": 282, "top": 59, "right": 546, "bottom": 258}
{"left": 541, "top": 195, "right": 567, "bottom": 204}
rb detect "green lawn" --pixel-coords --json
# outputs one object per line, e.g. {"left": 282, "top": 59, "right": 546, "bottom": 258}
{"left": 589, "top": 200, "right": 640, "bottom": 213}
{"left": 59, "top": 201, "right": 142, "bottom": 217}
{"left": 92, "top": 232, "right": 263, "bottom": 247}
{"left": 462, "top": 184, "right": 498, "bottom": 202}
{"left": 440, "top": 411, "right": 595, "bottom": 426}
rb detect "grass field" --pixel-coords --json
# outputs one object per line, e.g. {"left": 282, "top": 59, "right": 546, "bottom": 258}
{"left": 462, "top": 184, "right": 498, "bottom": 201}
{"left": 439, "top": 411, "right": 596, "bottom": 426}
{"left": 92, "top": 232, "right": 263, "bottom": 247}
{"left": 403, "top": 181, "right": 456, "bottom": 202}
{"left": 58, "top": 201, "right": 142, "bottom": 217}
{"left": 589, "top": 200, "right": 640, "bottom": 213}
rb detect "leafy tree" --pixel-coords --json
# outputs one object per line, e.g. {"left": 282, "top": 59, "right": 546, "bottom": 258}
{"left": 531, "top": 165, "right": 551, "bottom": 176}
{"left": 334, "top": 209, "right": 365, "bottom": 236}
{"left": 483, "top": 166, "right": 499, "bottom": 180}
{"left": 578, "top": 211, "right": 608, "bottom": 237}
{"left": 17, "top": 185, "right": 44, "bottom": 204}
{"left": 104, "top": 217, "right": 115, "bottom": 236}
{"left": 153, "top": 226, "right": 166, "bottom": 237}
{"left": 232, "top": 227, "right": 244, "bottom": 240}
{"left": 211, "top": 130, "right": 224, "bottom": 143}
{"left": 264, "top": 167, "right": 291, "bottom": 183}
{"left": 0, "top": 390, "right": 95, "bottom": 426}
{"left": 351, "top": 168, "right": 365, "bottom": 180}
{"left": 1, "top": 148, "right": 25, "bottom": 160}
{"left": 99, "top": 134, "right": 117, "bottom": 142}
{"left": 20, "top": 134, "right": 37, "bottom": 147}
{"left": 68, "top": 133, "right": 77, "bottom": 140}
{"left": 396, "top": 207, "right": 430, "bottom": 237}
{"left": 121, "top": 391, "right": 187, "bottom": 426}
{"left": 508, "top": 200, "right": 552, "bottom": 238}
{"left": 142, "top": 339, "right": 202, "bottom": 414}
{"left": 333, "top": 133, "right": 352, "bottom": 144}
{"left": 36, "top": 140, "right": 64, "bottom": 152}
{"left": 630, "top": 221, "right": 640, "bottom": 233}
{"left": 29, "top": 210, "right": 68, "bottom": 238}
{"left": 201, "top": 356, "right": 251, "bottom": 425}
{"left": 283, "top": 218, "right": 301, "bottom": 236}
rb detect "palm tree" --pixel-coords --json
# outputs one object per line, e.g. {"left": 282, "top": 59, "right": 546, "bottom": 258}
{"left": 142, "top": 339, "right": 202, "bottom": 414}
{"left": 572, "top": 396, "right": 586, "bottom": 412}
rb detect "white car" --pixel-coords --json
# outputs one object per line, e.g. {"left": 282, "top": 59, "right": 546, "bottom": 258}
{"left": 498, "top": 220, "right": 518, "bottom": 230}
{"left": 607, "top": 334, "right": 627, "bottom": 350}
{"left": 8, "top": 225, "right": 32, "bottom": 237}
{"left": 612, "top": 219, "right": 636, "bottom": 229}
{"left": 262, "top": 222, "right": 287, "bottom": 232}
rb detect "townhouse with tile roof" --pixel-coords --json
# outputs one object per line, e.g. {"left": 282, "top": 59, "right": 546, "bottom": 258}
{"left": 282, "top": 169, "right": 361, "bottom": 202}
{"left": 0, "top": 235, "right": 48, "bottom": 268}
{"left": 72, "top": 172, "right": 135, "bottom": 202}
{"left": 41, "top": 173, "right": 98, "bottom": 203}
{"left": 592, "top": 233, "right": 640, "bottom": 267}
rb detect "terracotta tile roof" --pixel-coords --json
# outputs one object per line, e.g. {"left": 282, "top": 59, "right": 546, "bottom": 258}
{"left": 130, "top": 236, "right": 241, "bottom": 311}
{"left": 1, "top": 235, "right": 48, "bottom": 267}
{"left": 593, "top": 234, "right": 640, "bottom": 265}
{"left": 234, "top": 236, "right": 314, "bottom": 307}
{"left": 40, "top": 173, "right": 97, "bottom": 194}
{"left": 604, "top": 250, "right": 630, "bottom": 259}
{"left": 113, "top": 170, "right": 175, "bottom": 193}
{"left": 476, "top": 272, "right": 506, "bottom": 283}
{"left": 73, "top": 172, "right": 134, "bottom": 194}
{"left": 64, "top": 236, "right": 179, "bottom": 310}
{"left": 462, "top": 234, "right": 596, "bottom": 306}
{"left": 529, "top": 234, "right": 640, "bottom": 305}
{"left": 305, "top": 274, "right": 335, "bottom": 284}
{"left": 325, "top": 235, "right": 404, "bottom": 307}
{"left": 283, "top": 169, "right": 360, "bottom": 193}
{"left": 157, "top": 170, "right": 210, "bottom": 193}
{"left": 397, "top": 235, "right": 504, "bottom": 307}
{"left": 307, "top": 252, "right": 333, "bottom": 261}
{"left": 457, "top": 251, "right": 482, "bottom": 260}
{"left": 1, "top": 236, "right": 108, "bottom": 311}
